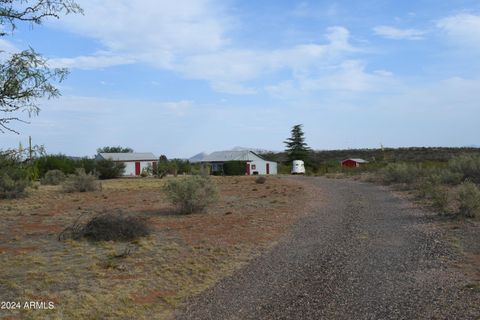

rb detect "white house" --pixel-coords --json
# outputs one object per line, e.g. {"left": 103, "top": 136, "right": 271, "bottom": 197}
{"left": 96, "top": 152, "right": 157, "bottom": 176}
{"left": 196, "top": 150, "right": 277, "bottom": 175}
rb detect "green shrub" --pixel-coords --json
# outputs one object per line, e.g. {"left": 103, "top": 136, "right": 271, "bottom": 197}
{"left": 63, "top": 169, "right": 101, "bottom": 193}
{"left": 156, "top": 155, "right": 171, "bottom": 179}
{"left": 0, "top": 155, "right": 30, "bottom": 199}
{"left": 458, "top": 181, "right": 480, "bottom": 218}
{"left": 76, "top": 158, "right": 96, "bottom": 174}
{"left": 0, "top": 172, "right": 29, "bottom": 199}
{"left": 223, "top": 161, "right": 247, "bottom": 176}
{"left": 95, "top": 159, "right": 125, "bottom": 179}
{"left": 35, "top": 154, "right": 77, "bottom": 176}
{"left": 163, "top": 176, "right": 218, "bottom": 214}
{"left": 380, "top": 163, "right": 419, "bottom": 184}
{"left": 277, "top": 163, "right": 291, "bottom": 175}
{"left": 417, "top": 175, "right": 440, "bottom": 198}
{"left": 41, "top": 169, "right": 66, "bottom": 185}
{"left": 35, "top": 155, "right": 97, "bottom": 177}
{"left": 140, "top": 168, "right": 149, "bottom": 177}
{"left": 170, "top": 159, "right": 191, "bottom": 175}
{"left": 437, "top": 169, "right": 463, "bottom": 185}
{"left": 431, "top": 185, "right": 449, "bottom": 213}
{"left": 449, "top": 154, "right": 480, "bottom": 183}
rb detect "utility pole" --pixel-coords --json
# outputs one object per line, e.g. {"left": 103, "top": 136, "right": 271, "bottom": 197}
{"left": 29, "top": 136, "right": 32, "bottom": 162}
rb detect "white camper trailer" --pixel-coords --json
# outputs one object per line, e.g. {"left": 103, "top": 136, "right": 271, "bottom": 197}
{"left": 291, "top": 160, "right": 305, "bottom": 175}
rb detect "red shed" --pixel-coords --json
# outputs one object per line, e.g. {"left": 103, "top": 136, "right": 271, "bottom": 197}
{"left": 341, "top": 158, "right": 369, "bottom": 168}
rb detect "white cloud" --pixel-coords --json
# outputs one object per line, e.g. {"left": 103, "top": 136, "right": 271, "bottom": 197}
{"left": 266, "top": 60, "right": 396, "bottom": 99}
{"left": 45, "top": 96, "right": 193, "bottom": 117}
{"left": 48, "top": 0, "right": 360, "bottom": 95}
{"left": 49, "top": 54, "right": 136, "bottom": 69}
{"left": 303, "top": 60, "right": 395, "bottom": 92}
{"left": 292, "top": 2, "right": 339, "bottom": 19}
{"left": 437, "top": 13, "right": 480, "bottom": 49}
{"left": 373, "top": 26, "right": 426, "bottom": 40}
{"left": 174, "top": 27, "right": 357, "bottom": 94}
{"left": 49, "top": 0, "right": 230, "bottom": 68}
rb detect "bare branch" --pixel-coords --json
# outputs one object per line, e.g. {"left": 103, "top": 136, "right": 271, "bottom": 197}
{"left": 0, "top": 0, "right": 83, "bottom": 35}
{"left": 0, "top": 1, "right": 81, "bottom": 132}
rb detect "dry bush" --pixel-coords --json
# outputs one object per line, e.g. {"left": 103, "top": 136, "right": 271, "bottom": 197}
{"left": 380, "top": 163, "right": 419, "bottom": 184}
{"left": 0, "top": 173, "right": 28, "bottom": 199}
{"left": 437, "top": 169, "right": 463, "bottom": 185}
{"left": 431, "top": 186, "right": 449, "bottom": 214}
{"left": 449, "top": 154, "right": 480, "bottom": 183}
{"left": 82, "top": 214, "right": 150, "bottom": 241}
{"left": 59, "top": 213, "right": 150, "bottom": 242}
{"left": 416, "top": 175, "right": 441, "bottom": 198}
{"left": 0, "top": 157, "right": 30, "bottom": 199}
{"left": 62, "top": 168, "right": 101, "bottom": 193}
{"left": 458, "top": 181, "right": 480, "bottom": 218}
{"left": 255, "top": 176, "right": 267, "bottom": 184}
{"left": 40, "top": 169, "right": 66, "bottom": 185}
{"left": 163, "top": 176, "right": 218, "bottom": 214}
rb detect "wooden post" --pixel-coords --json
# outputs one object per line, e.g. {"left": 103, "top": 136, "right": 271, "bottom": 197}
{"left": 29, "top": 136, "right": 32, "bottom": 161}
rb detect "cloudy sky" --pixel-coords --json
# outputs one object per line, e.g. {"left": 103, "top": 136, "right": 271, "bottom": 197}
{"left": 1, "top": 0, "right": 480, "bottom": 158}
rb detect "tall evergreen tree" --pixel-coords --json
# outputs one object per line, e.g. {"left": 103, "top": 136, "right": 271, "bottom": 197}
{"left": 284, "top": 124, "right": 311, "bottom": 162}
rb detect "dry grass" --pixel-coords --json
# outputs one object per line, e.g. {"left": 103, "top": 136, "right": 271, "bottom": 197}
{"left": 0, "top": 176, "right": 312, "bottom": 319}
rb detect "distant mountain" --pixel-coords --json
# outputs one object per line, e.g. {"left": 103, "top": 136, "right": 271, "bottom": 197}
{"left": 189, "top": 152, "right": 208, "bottom": 163}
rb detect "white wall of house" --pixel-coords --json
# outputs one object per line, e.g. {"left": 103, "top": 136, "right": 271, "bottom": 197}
{"left": 249, "top": 160, "right": 277, "bottom": 175}
{"left": 122, "top": 161, "right": 154, "bottom": 176}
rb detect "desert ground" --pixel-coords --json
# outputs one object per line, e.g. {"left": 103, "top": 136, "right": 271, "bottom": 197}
{"left": 0, "top": 176, "right": 479, "bottom": 319}
{"left": 0, "top": 176, "right": 312, "bottom": 319}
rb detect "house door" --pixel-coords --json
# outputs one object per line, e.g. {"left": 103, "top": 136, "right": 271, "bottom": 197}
{"left": 135, "top": 162, "right": 141, "bottom": 176}
{"left": 266, "top": 163, "right": 270, "bottom": 175}
{"left": 246, "top": 162, "right": 250, "bottom": 175}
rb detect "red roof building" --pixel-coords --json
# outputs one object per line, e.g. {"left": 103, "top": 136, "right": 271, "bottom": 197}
{"left": 341, "top": 158, "right": 369, "bottom": 168}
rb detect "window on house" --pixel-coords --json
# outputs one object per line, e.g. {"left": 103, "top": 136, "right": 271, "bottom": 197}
{"left": 251, "top": 164, "right": 256, "bottom": 170}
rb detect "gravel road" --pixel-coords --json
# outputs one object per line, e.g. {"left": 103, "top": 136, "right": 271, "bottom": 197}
{"left": 175, "top": 177, "right": 480, "bottom": 319}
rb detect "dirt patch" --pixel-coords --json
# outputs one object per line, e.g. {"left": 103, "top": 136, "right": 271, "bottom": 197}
{"left": 0, "top": 176, "right": 315, "bottom": 319}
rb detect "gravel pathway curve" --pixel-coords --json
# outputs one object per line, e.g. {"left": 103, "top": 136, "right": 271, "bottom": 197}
{"left": 175, "top": 177, "right": 479, "bottom": 319}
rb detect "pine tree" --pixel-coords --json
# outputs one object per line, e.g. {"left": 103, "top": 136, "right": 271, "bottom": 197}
{"left": 284, "top": 124, "right": 311, "bottom": 162}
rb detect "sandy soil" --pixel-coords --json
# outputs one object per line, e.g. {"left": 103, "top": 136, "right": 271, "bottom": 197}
{"left": 0, "top": 176, "right": 314, "bottom": 319}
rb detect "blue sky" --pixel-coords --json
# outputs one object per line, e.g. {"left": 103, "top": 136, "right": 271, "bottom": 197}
{"left": 1, "top": 0, "right": 480, "bottom": 158}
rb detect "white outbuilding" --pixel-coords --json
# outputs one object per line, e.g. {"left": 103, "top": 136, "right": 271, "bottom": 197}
{"left": 96, "top": 152, "right": 157, "bottom": 176}
{"left": 291, "top": 160, "right": 305, "bottom": 174}
{"left": 196, "top": 150, "right": 277, "bottom": 175}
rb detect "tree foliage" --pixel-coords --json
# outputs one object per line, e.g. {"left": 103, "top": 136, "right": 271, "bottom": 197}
{"left": 155, "top": 155, "right": 190, "bottom": 178}
{"left": 96, "top": 146, "right": 134, "bottom": 153}
{"left": 0, "top": 150, "right": 30, "bottom": 198}
{"left": 0, "top": 0, "right": 82, "bottom": 32}
{"left": 95, "top": 159, "right": 126, "bottom": 180}
{"left": 223, "top": 161, "right": 246, "bottom": 176}
{"left": 284, "top": 124, "right": 311, "bottom": 162}
{"left": 0, "top": 0, "right": 82, "bottom": 133}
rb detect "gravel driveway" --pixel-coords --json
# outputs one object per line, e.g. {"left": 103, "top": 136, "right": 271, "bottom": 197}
{"left": 175, "top": 177, "right": 479, "bottom": 319}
